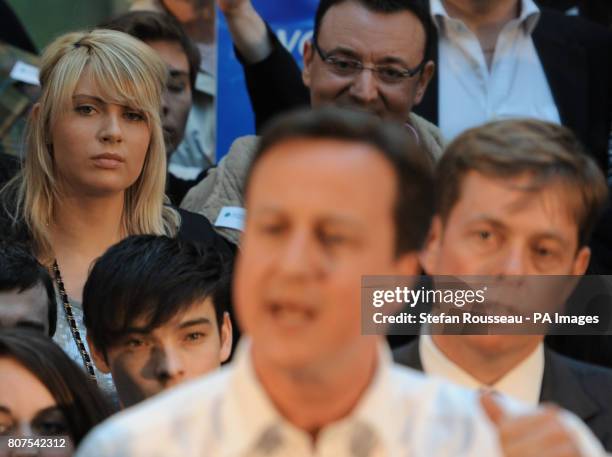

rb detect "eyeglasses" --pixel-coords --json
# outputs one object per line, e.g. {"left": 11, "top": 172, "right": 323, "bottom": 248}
{"left": 312, "top": 41, "right": 426, "bottom": 85}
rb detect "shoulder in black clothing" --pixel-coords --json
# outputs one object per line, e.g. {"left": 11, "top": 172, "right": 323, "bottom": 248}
{"left": 175, "top": 207, "right": 237, "bottom": 261}
{"left": 542, "top": 349, "right": 612, "bottom": 451}
{"left": 0, "top": 153, "right": 19, "bottom": 188}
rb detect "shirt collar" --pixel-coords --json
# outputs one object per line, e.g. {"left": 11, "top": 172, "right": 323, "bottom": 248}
{"left": 430, "top": 0, "right": 540, "bottom": 35}
{"left": 419, "top": 334, "right": 545, "bottom": 406}
{"left": 220, "top": 339, "right": 401, "bottom": 456}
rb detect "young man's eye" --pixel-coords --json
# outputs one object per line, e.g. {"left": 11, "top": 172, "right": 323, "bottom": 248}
{"left": 125, "top": 338, "right": 146, "bottom": 348}
{"left": 185, "top": 332, "right": 206, "bottom": 342}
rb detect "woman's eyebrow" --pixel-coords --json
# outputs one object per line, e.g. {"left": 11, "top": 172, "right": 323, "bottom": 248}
{"left": 72, "top": 94, "right": 105, "bottom": 104}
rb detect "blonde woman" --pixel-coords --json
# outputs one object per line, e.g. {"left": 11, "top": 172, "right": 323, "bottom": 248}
{"left": 0, "top": 29, "right": 233, "bottom": 399}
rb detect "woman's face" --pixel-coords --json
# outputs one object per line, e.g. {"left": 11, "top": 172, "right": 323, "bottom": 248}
{"left": 49, "top": 66, "right": 151, "bottom": 197}
{"left": 0, "top": 357, "right": 74, "bottom": 455}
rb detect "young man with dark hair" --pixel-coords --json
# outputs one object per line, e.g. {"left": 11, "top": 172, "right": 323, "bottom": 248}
{"left": 77, "top": 109, "right": 604, "bottom": 457}
{"left": 101, "top": 11, "right": 206, "bottom": 205}
{"left": 0, "top": 241, "right": 56, "bottom": 336}
{"left": 394, "top": 119, "right": 612, "bottom": 451}
{"left": 82, "top": 235, "right": 232, "bottom": 408}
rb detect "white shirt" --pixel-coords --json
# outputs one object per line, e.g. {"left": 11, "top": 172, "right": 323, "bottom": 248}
{"left": 76, "top": 340, "right": 509, "bottom": 457}
{"left": 431, "top": 0, "right": 561, "bottom": 142}
{"left": 76, "top": 340, "right": 605, "bottom": 457}
{"left": 420, "top": 335, "right": 545, "bottom": 406}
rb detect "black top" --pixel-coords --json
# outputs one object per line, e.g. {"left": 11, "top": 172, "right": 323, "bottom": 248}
{"left": 0, "top": 194, "right": 236, "bottom": 262}
{"left": 166, "top": 169, "right": 208, "bottom": 207}
{"left": 0, "top": 153, "right": 19, "bottom": 189}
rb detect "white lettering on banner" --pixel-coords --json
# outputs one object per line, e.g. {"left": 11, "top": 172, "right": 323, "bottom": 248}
{"left": 277, "top": 29, "right": 314, "bottom": 55}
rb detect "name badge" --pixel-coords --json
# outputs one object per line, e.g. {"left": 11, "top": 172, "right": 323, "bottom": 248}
{"left": 10, "top": 61, "right": 40, "bottom": 86}
{"left": 215, "top": 206, "right": 245, "bottom": 231}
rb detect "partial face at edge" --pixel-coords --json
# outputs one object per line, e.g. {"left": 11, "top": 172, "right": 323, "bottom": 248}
{"left": 145, "top": 40, "right": 192, "bottom": 156}
{"left": 0, "top": 358, "right": 73, "bottom": 455}
{"left": 0, "top": 284, "right": 50, "bottom": 335}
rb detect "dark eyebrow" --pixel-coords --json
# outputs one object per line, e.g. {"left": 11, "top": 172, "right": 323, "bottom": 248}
{"left": 178, "top": 318, "right": 212, "bottom": 329}
{"left": 0, "top": 405, "right": 12, "bottom": 415}
{"left": 168, "top": 69, "right": 190, "bottom": 78}
{"left": 325, "top": 46, "right": 362, "bottom": 59}
{"left": 323, "top": 46, "right": 411, "bottom": 67}
{"left": 377, "top": 56, "right": 412, "bottom": 67}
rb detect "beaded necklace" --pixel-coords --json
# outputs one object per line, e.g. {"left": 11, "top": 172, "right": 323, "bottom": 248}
{"left": 51, "top": 260, "right": 97, "bottom": 382}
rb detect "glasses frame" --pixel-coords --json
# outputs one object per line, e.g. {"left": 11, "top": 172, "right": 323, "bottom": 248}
{"left": 312, "top": 40, "right": 427, "bottom": 82}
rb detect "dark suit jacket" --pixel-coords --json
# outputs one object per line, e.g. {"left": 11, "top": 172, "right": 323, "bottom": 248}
{"left": 393, "top": 339, "right": 612, "bottom": 450}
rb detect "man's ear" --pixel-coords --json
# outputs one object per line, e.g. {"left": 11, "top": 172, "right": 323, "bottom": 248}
{"left": 302, "top": 40, "right": 314, "bottom": 89}
{"left": 219, "top": 312, "right": 233, "bottom": 364}
{"left": 413, "top": 61, "right": 435, "bottom": 106}
{"left": 572, "top": 246, "right": 591, "bottom": 276}
{"left": 419, "top": 215, "right": 443, "bottom": 275}
{"left": 87, "top": 335, "right": 111, "bottom": 374}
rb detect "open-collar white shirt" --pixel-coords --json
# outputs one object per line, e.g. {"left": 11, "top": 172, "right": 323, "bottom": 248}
{"left": 420, "top": 334, "right": 545, "bottom": 406}
{"left": 430, "top": 0, "right": 561, "bottom": 142}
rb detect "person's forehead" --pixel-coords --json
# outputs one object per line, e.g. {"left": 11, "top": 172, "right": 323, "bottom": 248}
{"left": 451, "top": 171, "right": 579, "bottom": 235}
{"left": 129, "top": 296, "right": 218, "bottom": 333}
{"left": 318, "top": 1, "right": 425, "bottom": 58}
{"left": 0, "top": 285, "right": 48, "bottom": 313}
{"left": 247, "top": 138, "right": 397, "bottom": 225}
{"left": 0, "top": 358, "right": 56, "bottom": 417}
{"left": 144, "top": 39, "right": 190, "bottom": 73}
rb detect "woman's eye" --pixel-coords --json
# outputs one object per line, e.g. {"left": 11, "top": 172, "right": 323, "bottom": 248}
{"left": 75, "top": 105, "right": 95, "bottom": 115}
{"left": 36, "top": 421, "right": 68, "bottom": 436}
{"left": 124, "top": 111, "right": 146, "bottom": 122}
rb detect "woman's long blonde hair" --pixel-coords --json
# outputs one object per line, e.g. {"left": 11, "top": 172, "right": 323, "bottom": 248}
{"left": 3, "top": 29, "right": 179, "bottom": 261}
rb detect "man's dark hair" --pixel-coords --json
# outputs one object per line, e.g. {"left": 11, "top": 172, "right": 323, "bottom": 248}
{"left": 100, "top": 11, "right": 201, "bottom": 89}
{"left": 313, "top": 0, "right": 435, "bottom": 63}
{"left": 0, "top": 241, "right": 56, "bottom": 336}
{"left": 83, "top": 235, "right": 231, "bottom": 356}
{"left": 0, "top": 328, "right": 113, "bottom": 444}
{"left": 245, "top": 107, "right": 435, "bottom": 255}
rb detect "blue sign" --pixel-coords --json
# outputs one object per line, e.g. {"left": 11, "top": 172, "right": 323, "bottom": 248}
{"left": 216, "top": 1, "right": 317, "bottom": 160}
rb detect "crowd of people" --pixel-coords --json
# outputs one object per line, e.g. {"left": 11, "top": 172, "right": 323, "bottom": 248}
{"left": 0, "top": 0, "right": 611, "bottom": 456}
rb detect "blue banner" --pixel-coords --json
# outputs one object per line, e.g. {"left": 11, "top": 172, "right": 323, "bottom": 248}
{"left": 216, "top": 1, "right": 317, "bottom": 160}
